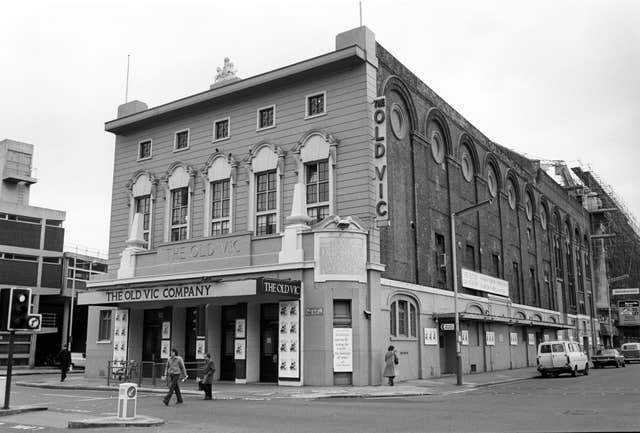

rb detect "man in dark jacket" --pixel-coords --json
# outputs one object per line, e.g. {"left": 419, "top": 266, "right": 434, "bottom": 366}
{"left": 200, "top": 353, "right": 215, "bottom": 400}
{"left": 57, "top": 345, "right": 72, "bottom": 382}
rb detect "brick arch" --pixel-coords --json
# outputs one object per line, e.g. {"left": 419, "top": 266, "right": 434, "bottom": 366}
{"left": 484, "top": 153, "right": 503, "bottom": 191}
{"left": 505, "top": 169, "right": 521, "bottom": 204}
{"left": 424, "top": 107, "right": 452, "bottom": 156}
{"left": 524, "top": 184, "right": 537, "bottom": 214}
{"left": 458, "top": 133, "right": 480, "bottom": 175}
{"left": 381, "top": 75, "right": 418, "bottom": 133}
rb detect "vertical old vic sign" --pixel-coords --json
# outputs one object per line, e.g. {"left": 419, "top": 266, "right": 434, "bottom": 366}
{"left": 373, "top": 96, "right": 388, "bottom": 224}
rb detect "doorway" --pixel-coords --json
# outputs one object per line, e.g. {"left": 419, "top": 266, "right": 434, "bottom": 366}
{"left": 142, "top": 308, "right": 170, "bottom": 377}
{"left": 260, "top": 303, "right": 279, "bottom": 383}
{"left": 439, "top": 330, "right": 456, "bottom": 374}
{"left": 220, "top": 305, "right": 236, "bottom": 381}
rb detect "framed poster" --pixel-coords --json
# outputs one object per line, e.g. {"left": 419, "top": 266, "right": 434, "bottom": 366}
{"left": 278, "top": 300, "right": 300, "bottom": 379}
{"left": 528, "top": 333, "right": 536, "bottom": 346}
{"left": 196, "top": 337, "right": 206, "bottom": 359}
{"left": 510, "top": 332, "right": 518, "bottom": 346}
{"left": 235, "top": 319, "right": 246, "bottom": 338}
{"left": 486, "top": 331, "right": 495, "bottom": 346}
{"left": 461, "top": 329, "right": 469, "bottom": 346}
{"left": 161, "top": 339, "right": 170, "bottom": 359}
{"left": 234, "top": 339, "right": 246, "bottom": 360}
{"left": 332, "top": 328, "right": 353, "bottom": 372}
{"left": 424, "top": 327, "right": 438, "bottom": 345}
{"left": 112, "top": 308, "right": 129, "bottom": 363}
{"left": 161, "top": 321, "right": 171, "bottom": 339}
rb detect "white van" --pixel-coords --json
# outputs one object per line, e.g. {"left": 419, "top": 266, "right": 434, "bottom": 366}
{"left": 537, "top": 341, "right": 589, "bottom": 377}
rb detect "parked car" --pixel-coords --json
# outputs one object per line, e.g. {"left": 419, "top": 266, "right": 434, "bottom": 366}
{"left": 620, "top": 342, "right": 640, "bottom": 364}
{"left": 537, "top": 340, "right": 589, "bottom": 377}
{"left": 71, "top": 352, "right": 86, "bottom": 369}
{"left": 592, "top": 349, "right": 625, "bottom": 368}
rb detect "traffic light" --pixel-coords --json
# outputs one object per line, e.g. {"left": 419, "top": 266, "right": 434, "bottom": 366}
{"left": 0, "top": 288, "right": 41, "bottom": 331}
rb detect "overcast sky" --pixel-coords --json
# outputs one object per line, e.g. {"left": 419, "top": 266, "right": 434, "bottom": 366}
{"left": 2, "top": 0, "right": 639, "bottom": 255}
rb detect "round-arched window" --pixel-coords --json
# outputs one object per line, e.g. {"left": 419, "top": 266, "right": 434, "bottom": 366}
{"left": 430, "top": 126, "right": 445, "bottom": 164}
{"left": 389, "top": 296, "right": 418, "bottom": 338}
{"left": 525, "top": 193, "right": 533, "bottom": 221}
{"left": 507, "top": 179, "right": 517, "bottom": 210}
{"left": 487, "top": 165, "right": 498, "bottom": 197}
{"left": 390, "top": 104, "right": 407, "bottom": 140}
{"left": 540, "top": 204, "right": 548, "bottom": 230}
{"left": 460, "top": 146, "right": 474, "bottom": 182}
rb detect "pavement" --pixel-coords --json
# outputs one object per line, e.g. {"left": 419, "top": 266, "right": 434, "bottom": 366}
{"left": 6, "top": 366, "right": 540, "bottom": 400}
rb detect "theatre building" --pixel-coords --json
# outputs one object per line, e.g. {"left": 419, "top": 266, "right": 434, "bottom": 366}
{"left": 81, "top": 26, "right": 598, "bottom": 385}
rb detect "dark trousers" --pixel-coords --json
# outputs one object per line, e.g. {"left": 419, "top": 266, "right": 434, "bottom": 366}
{"left": 203, "top": 383, "right": 212, "bottom": 399}
{"left": 60, "top": 366, "right": 69, "bottom": 382}
{"left": 164, "top": 374, "right": 183, "bottom": 404}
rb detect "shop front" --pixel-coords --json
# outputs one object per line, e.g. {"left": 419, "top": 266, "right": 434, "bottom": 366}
{"left": 79, "top": 277, "right": 302, "bottom": 385}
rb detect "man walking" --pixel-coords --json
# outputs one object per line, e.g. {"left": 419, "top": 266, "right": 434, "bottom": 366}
{"left": 163, "top": 348, "right": 187, "bottom": 406}
{"left": 56, "top": 344, "right": 72, "bottom": 382}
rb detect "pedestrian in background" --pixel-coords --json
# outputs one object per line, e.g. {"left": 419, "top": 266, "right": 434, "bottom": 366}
{"left": 163, "top": 348, "right": 187, "bottom": 406}
{"left": 56, "top": 344, "right": 72, "bottom": 382}
{"left": 200, "top": 352, "right": 215, "bottom": 400}
{"left": 383, "top": 345, "right": 398, "bottom": 386}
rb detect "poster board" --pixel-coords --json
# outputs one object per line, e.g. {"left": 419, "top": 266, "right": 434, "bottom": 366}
{"left": 278, "top": 300, "right": 300, "bottom": 379}
{"left": 112, "top": 309, "right": 129, "bottom": 363}
{"left": 332, "top": 328, "right": 353, "bottom": 372}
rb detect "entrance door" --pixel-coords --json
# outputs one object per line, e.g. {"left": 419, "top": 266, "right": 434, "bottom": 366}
{"left": 439, "top": 330, "right": 456, "bottom": 374}
{"left": 142, "top": 308, "right": 170, "bottom": 377}
{"left": 220, "top": 306, "right": 236, "bottom": 381}
{"left": 260, "top": 303, "right": 279, "bottom": 383}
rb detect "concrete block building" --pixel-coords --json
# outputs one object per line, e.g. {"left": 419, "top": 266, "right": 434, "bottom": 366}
{"left": 80, "top": 27, "right": 598, "bottom": 385}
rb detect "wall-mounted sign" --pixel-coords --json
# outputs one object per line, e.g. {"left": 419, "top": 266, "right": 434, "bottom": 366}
{"left": 461, "top": 330, "right": 469, "bottom": 346}
{"left": 305, "top": 307, "right": 324, "bottom": 316}
{"left": 196, "top": 337, "right": 206, "bottom": 360}
{"left": 372, "top": 96, "right": 388, "bottom": 225}
{"left": 424, "top": 327, "right": 438, "bottom": 345}
{"left": 612, "top": 288, "right": 639, "bottom": 296}
{"left": 528, "top": 333, "right": 536, "bottom": 346}
{"left": 257, "top": 278, "right": 301, "bottom": 299}
{"left": 315, "top": 233, "right": 367, "bottom": 283}
{"left": 461, "top": 269, "right": 509, "bottom": 298}
{"left": 486, "top": 331, "right": 495, "bottom": 346}
{"left": 105, "top": 284, "right": 212, "bottom": 304}
{"left": 332, "top": 328, "right": 353, "bottom": 372}
{"left": 112, "top": 309, "right": 129, "bottom": 363}
{"left": 235, "top": 319, "right": 246, "bottom": 338}
{"left": 279, "top": 300, "right": 300, "bottom": 380}
{"left": 163, "top": 236, "right": 248, "bottom": 263}
{"left": 161, "top": 340, "right": 170, "bottom": 359}
{"left": 161, "top": 321, "right": 171, "bottom": 339}
{"left": 234, "top": 339, "right": 246, "bottom": 360}
{"left": 440, "top": 323, "right": 455, "bottom": 331}
{"left": 510, "top": 332, "right": 518, "bottom": 346}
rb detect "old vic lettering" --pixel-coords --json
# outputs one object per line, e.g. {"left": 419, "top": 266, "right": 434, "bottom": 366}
{"left": 373, "top": 97, "right": 388, "bottom": 222}
{"left": 105, "top": 284, "right": 212, "bottom": 303}
{"left": 257, "top": 278, "right": 301, "bottom": 299}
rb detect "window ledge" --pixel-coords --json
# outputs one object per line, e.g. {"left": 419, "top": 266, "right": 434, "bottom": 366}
{"left": 256, "top": 125, "right": 276, "bottom": 132}
{"left": 137, "top": 156, "right": 152, "bottom": 162}
{"left": 96, "top": 340, "right": 111, "bottom": 344}
{"left": 390, "top": 336, "right": 418, "bottom": 342}
{"left": 304, "top": 112, "right": 327, "bottom": 120}
{"left": 213, "top": 136, "right": 230, "bottom": 143}
{"left": 173, "top": 147, "right": 189, "bottom": 153}
{"left": 251, "top": 233, "right": 283, "bottom": 240}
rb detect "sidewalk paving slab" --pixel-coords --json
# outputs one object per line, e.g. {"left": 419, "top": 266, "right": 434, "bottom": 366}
{"left": 14, "top": 367, "right": 539, "bottom": 400}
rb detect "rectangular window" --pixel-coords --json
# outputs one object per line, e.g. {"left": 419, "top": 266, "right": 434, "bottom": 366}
{"left": 135, "top": 195, "right": 151, "bottom": 248}
{"left": 305, "top": 160, "right": 329, "bottom": 224}
{"left": 512, "top": 262, "right": 520, "bottom": 303}
{"left": 530, "top": 267, "right": 538, "bottom": 306}
{"left": 138, "top": 139, "right": 152, "bottom": 160}
{"left": 211, "top": 179, "right": 230, "bottom": 235}
{"left": 257, "top": 105, "right": 275, "bottom": 130}
{"left": 170, "top": 187, "right": 189, "bottom": 241}
{"left": 98, "top": 310, "right": 112, "bottom": 341}
{"left": 255, "top": 170, "right": 277, "bottom": 236}
{"left": 492, "top": 254, "right": 501, "bottom": 278}
{"left": 435, "top": 233, "right": 446, "bottom": 288}
{"left": 174, "top": 129, "right": 189, "bottom": 151}
{"left": 464, "top": 244, "right": 476, "bottom": 270}
{"left": 306, "top": 92, "right": 326, "bottom": 118}
{"left": 213, "top": 118, "right": 230, "bottom": 141}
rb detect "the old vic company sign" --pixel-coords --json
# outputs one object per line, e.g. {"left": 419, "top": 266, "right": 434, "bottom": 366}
{"left": 373, "top": 96, "right": 388, "bottom": 224}
{"left": 257, "top": 278, "right": 301, "bottom": 299}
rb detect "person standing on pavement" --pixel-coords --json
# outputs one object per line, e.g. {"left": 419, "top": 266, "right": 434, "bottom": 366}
{"left": 200, "top": 353, "right": 215, "bottom": 400}
{"left": 383, "top": 345, "right": 398, "bottom": 386}
{"left": 56, "top": 344, "right": 72, "bottom": 382}
{"left": 163, "top": 348, "right": 187, "bottom": 406}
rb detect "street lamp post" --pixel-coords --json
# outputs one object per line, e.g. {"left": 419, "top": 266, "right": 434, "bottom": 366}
{"left": 450, "top": 198, "right": 493, "bottom": 386}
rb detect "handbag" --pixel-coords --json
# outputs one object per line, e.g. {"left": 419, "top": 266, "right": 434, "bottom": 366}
{"left": 394, "top": 354, "right": 399, "bottom": 365}
{"left": 196, "top": 377, "right": 203, "bottom": 390}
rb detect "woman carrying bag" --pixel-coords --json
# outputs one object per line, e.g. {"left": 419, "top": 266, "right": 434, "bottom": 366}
{"left": 200, "top": 353, "right": 215, "bottom": 400}
{"left": 383, "top": 345, "right": 399, "bottom": 386}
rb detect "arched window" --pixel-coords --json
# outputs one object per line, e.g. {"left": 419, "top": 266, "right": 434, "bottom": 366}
{"left": 427, "top": 120, "right": 446, "bottom": 164}
{"left": 203, "top": 153, "right": 236, "bottom": 236}
{"left": 390, "top": 104, "right": 408, "bottom": 140}
{"left": 487, "top": 163, "right": 499, "bottom": 197}
{"left": 247, "top": 143, "right": 283, "bottom": 235}
{"left": 525, "top": 192, "right": 534, "bottom": 221}
{"left": 540, "top": 202, "right": 548, "bottom": 230}
{"left": 460, "top": 144, "right": 474, "bottom": 182}
{"left": 164, "top": 164, "right": 193, "bottom": 242}
{"left": 507, "top": 178, "right": 518, "bottom": 210}
{"left": 389, "top": 296, "right": 418, "bottom": 338}
{"left": 128, "top": 172, "right": 156, "bottom": 249}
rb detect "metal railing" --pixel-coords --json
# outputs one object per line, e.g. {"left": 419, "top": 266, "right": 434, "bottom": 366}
{"left": 106, "top": 360, "right": 205, "bottom": 387}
